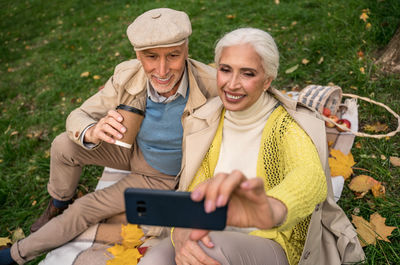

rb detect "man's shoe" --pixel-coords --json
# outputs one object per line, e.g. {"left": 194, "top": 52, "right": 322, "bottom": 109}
{"left": 30, "top": 199, "right": 67, "bottom": 233}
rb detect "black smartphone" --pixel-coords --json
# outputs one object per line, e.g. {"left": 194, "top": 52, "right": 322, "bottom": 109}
{"left": 124, "top": 188, "right": 227, "bottom": 230}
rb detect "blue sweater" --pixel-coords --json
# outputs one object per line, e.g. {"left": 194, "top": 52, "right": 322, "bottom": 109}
{"left": 136, "top": 94, "right": 188, "bottom": 175}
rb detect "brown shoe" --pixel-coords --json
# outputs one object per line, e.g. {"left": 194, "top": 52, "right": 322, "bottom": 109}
{"left": 30, "top": 199, "right": 67, "bottom": 233}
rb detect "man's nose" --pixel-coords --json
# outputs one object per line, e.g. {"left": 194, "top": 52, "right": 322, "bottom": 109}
{"left": 158, "top": 57, "right": 168, "bottom": 77}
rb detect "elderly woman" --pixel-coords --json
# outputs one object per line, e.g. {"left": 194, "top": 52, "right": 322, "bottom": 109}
{"left": 139, "top": 28, "right": 364, "bottom": 265}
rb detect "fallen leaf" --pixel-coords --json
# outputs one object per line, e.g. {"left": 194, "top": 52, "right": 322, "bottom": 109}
{"left": 371, "top": 183, "right": 385, "bottom": 198}
{"left": 329, "top": 149, "right": 356, "bottom": 179}
{"left": 32, "top": 200, "right": 37, "bottom": 206}
{"left": 357, "top": 50, "right": 364, "bottom": 59}
{"left": 366, "top": 23, "right": 372, "bottom": 30}
{"left": 348, "top": 175, "right": 379, "bottom": 193}
{"left": 80, "top": 71, "right": 90, "bottom": 77}
{"left": 380, "top": 154, "right": 386, "bottom": 160}
{"left": 121, "top": 224, "right": 143, "bottom": 248}
{"left": 352, "top": 212, "right": 396, "bottom": 247}
{"left": 106, "top": 225, "right": 144, "bottom": 265}
{"left": 285, "top": 64, "right": 299, "bottom": 74}
{"left": 301, "top": 58, "right": 310, "bottom": 65}
{"left": 360, "top": 67, "right": 365, "bottom": 74}
{"left": 93, "top": 75, "right": 101, "bottom": 80}
{"left": 318, "top": 57, "right": 324, "bottom": 64}
{"left": 360, "top": 12, "right": 369, "bottom": 22}
{"left": 355, "top": 142, "right": 362, "bottom": 148}
{"left": 226, "top": 14, "right": 236, "bottom": 19}
{"left": 0, "top": 237, "right": 11, "bottom": 247}
{"left": 11, "top": 228, "right": 25, "bottom": 243}
{"left": 275, "top": 0, "right": 280, "bottom": 4}
{"left": 389, "top": 156, "right": 400, "bottom": 167}
{"left": 363, "top": 122, "right": 388, "bottom": 133}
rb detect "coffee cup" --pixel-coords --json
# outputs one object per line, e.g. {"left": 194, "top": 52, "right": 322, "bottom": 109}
{"left": 115, "top": 104, "right": 145, "bottom": 149}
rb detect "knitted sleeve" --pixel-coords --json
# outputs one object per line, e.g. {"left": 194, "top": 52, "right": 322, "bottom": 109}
{"left": 266, "top": 116, "right": 327, "bottom": 231}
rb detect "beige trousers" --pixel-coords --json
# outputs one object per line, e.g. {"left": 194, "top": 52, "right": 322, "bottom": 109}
{"left": 139, "top": 231, "right": 289, "bottom": 265}
{"left": 11, "top": 132, "right": 178, "bottom": 264}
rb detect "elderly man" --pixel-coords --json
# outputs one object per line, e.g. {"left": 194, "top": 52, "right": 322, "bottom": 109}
{"left": 0, "top": 8, "right": 217, "bottom": 265}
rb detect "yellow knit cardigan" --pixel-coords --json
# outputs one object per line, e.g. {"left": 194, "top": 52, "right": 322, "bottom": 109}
{"left": 188, "top": 106, "right": 327, "bottom": 265}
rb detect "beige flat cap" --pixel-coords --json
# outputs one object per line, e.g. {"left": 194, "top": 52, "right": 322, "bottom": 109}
{"left": 127, "top": 8, "right": 192, "bottom": 51}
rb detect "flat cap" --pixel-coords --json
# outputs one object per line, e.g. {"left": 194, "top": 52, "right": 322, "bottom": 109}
{"left": 127, "top": 8, "right": 192, "bottom": 51}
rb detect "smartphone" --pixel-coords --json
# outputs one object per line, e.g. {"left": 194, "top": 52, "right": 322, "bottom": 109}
{"left": 124, "top": 188, "right": 227, "bottom": 230}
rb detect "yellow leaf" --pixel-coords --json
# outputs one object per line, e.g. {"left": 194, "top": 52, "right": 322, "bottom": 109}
{"left": 352, "top": 215, "right": 376, "bottom": 246}
{"left": 352, "top": 213, "right": 396, "bottom": 247}
{"left": 329, "top": 149, "right": 355, "bottom": 179}
{"left": 370, "top": 213, "right": 396, "bottom": 242}
{"left": 366, "top": 22, "right": 372, "bottom": 30}
{"left": 285, "top": 64, "right": 299, "bottom": 74}
{"left": 363, "top": 122, "right": 388, "bottom": 133}
{"left": 301, "top": 58, "right": 310, "bottom": 65}
{"left": 317, "top": 56, "right": 324, "bottom": 64}
{"left": 121, "top": 224, "right": 144, "bottom": 248}
{"left": 348, "top": 175, "right": 379, "bottom": 193}
{"left": 107, "top": 248, "right": 142, "bottom": 265}
{"left": 226, "top": 14, "right": 236, "bottom": 19}
{"left": 80, "top": 71, "right": 90, "bottom": 77}
{"left": 0, "top": 237, "right": 11, "bottom": 247}
{"left": 371, "top": 183, "right": 385, "bottom": 198}
{"left": 11, "top": 228, "right": 25, "bottom": 243}
{"left": 275, "top": 0, "right": 280, "bottom": 4}
{"left": 389, "top": 156, "right": 400, "bottom": 167}
{"left": 107, "top": 244, "right": 125, "bottom": 257}
{"left": 360, "top": 12, "right": 369, "bottom": 22}
{"left": 359, "top": 67, "right": 365, "bottom": 74}
{"left": 93, "top": 75, "right": 101, "bottom": 80}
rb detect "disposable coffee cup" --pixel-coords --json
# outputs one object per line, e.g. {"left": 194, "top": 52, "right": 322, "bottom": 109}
{"left": 115, "top": 104, "right": 145, "bottom": 149}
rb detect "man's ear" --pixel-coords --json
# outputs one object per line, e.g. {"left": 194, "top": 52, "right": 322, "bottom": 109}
{"left": 136, "top": 51, "right": 141, "bottom": 61}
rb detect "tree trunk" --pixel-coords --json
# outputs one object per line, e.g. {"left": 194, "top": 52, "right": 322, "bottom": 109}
{"left": 376, "top": 26, "right": 400, "bottom": 74}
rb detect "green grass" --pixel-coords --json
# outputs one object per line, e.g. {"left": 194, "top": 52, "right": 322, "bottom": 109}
{"left": 1, "top": 0, "right": 399, "bottom": 264}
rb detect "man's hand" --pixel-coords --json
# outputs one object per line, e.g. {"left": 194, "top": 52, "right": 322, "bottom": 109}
{"left": 84, "top": 110, "right": 126, "bottom": 145}
{"left": 189, "top": 170, "right": 287, "bottom": 241}
{"left": 173, "top": 228, "right": 220, "bottom": 265}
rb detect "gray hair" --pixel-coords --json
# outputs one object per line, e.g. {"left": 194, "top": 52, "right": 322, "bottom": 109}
{"left": 214, "top": 28, "right": 279, "bottom": 80}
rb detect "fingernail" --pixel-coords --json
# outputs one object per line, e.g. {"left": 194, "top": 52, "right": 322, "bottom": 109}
{"left": 216, "top": 195, "right": 225, "bottom": 207}
{"left": 118, "top": 117, "right": 123, "bottom": 122}
{"left": 121, "top": 127, "right": 126, "bottom": 133}
{"left": 205, "top": 200, "right": 214, "bottom": 213}
{"left": 118, "top": 134, "right": 123, "bottom": 139}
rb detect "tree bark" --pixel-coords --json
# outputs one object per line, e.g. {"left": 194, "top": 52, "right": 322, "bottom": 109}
{"left": 376, "top": 26, "right": 400, "bottom": 74}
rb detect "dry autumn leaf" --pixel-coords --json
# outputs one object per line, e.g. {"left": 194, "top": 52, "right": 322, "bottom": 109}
{"left": 389, "top": 156, "right": 400, "bottom": 167}
{"left": 80, "top": 71, "right": 90, "bottom": 77}
{"left": 93, "top": 75, "right": 101, "bottom": 80}
{"left": 363, "top": 122, "right": 388, "bottom": 133}
{"left": 348, "top": 175, "right": 385, "bottom": 198}
{"left": 11, "top": 227, "right": 25, "bottom": 243}
{"left": 285, "top": 64, "right": 299, "bottom": 74}
{"left": 360, "top": 12, "right": 369, "bottom": 22}
{"left": 107, "top": 224, "right": 144, "bottom": 265}
{"left": 0, "top": 237, "right": 11, "bottom": 247}
{"left": 329, "top": 149, "right": 356, "bottom": 179}
{"left": 301, "top": 58, "right": 310, "bottom": 65}
{"left": 352, "top": 213, "right": 396, "bottom": 247}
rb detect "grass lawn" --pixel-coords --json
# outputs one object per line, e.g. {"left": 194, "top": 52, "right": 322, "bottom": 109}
{"left": 1, "top": 0, "right": 399, "bottom": 264}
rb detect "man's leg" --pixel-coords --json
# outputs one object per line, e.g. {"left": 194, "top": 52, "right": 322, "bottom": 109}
{"left": 11, "top": 156, "right": 177, "bottom": 264}
{"left": 31, "top": 132, "right": 132, "bottom": 232}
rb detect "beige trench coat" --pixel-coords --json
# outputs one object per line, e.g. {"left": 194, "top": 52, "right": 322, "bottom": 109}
{"left": 179, "top": 88, "right": 365, "bottom": 265}
{"left": 66, "top": 58, "right": 218, "bottom": 148}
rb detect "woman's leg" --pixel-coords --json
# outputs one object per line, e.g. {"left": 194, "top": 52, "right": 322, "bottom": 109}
{"left": 200, "top": 231, "right": 289, "bottom": 265}
{"left": 139, "top": 231, "right": 289, "bottom": 265}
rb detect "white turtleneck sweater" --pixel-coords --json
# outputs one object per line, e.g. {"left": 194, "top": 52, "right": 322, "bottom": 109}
{"left": 214, "top": 92, "right": 278, "bottom": 179}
